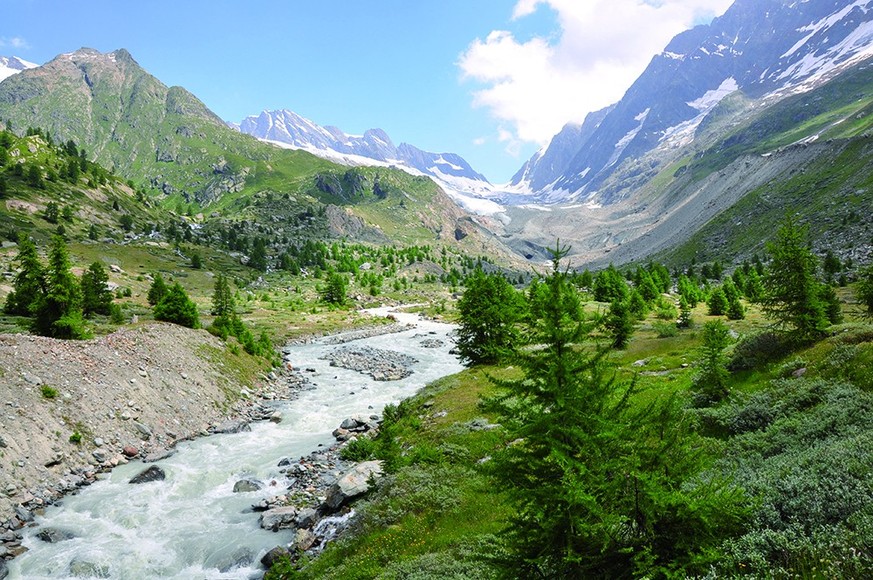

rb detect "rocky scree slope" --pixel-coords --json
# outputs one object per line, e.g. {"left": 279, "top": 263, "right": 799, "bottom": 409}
{"left": 0, "top": 322, "right": 279, "bottom": 526}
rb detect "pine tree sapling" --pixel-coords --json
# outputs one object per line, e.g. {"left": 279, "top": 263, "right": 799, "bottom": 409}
{"left": 692, "top": 320, "right": 732, "bottom": 406}
{"left": 147, "top": 273, "right": 169, "bottom": 306}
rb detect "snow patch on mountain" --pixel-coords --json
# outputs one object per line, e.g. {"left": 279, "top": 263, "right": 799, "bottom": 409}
{"left": 687, "top": 77, "right": 738, "bottom": 112}
{"left": 0, "top": 56, "right": 37, "bottom": 82}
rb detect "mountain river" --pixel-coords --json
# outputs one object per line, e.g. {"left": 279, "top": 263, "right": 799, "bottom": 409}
{"left": 8, "top": 308, "right": 463, "bottom": 579}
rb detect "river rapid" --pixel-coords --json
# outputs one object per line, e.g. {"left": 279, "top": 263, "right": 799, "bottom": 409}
{"left": 9, "top": 309, "right": 462, "bottom": 579}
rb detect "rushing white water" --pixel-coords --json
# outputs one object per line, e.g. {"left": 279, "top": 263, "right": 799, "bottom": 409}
{"left": 10, "top": 310, "right": 462, "bottom": 579}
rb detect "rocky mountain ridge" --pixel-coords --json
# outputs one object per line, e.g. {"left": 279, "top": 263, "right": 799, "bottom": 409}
{"left": 511, "top": 0, "right": 873, "bottom": 205}
{"left": 235, "top": 109, "right": 495, "bottom": 211}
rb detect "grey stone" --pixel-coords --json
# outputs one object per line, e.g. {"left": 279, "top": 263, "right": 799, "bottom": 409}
{"left": 36, "top": 527, "right": 75, "bottom": 543}
{"left": 340, "top": 417, "right": 359, "bottom": 430}
{"left": 217, "top": 547, "right": 255, "bottom": 573}
{"left": 92, "top": 450, "right": 108, "bottom": 463}
{"left": 294, "top": 528, "right": 317, "bottom": 551}
{"left": 133, "top": 422, "right": 152, "bottom": 440}
{"left": 260, "top": 546, "right": 291, "bottom": 568}
{"left": 325, "top": 460, "right": 383, "bottom": 509}
{"left": 14, "top": 505, "right": 32, "bottom": 523}
{"left": 129, "top": 465, "right": 165, "bottom": 484}
{"left": 0, "top": 559, "right": 7, "bottom": 580}
{"left": 259, "top": 506, "right": 298, "bottom": 531}
{"left": 296, "top": 507, "right": 318, "bottom": 528}
{"left": 69, "top": 559, "right": 109, "bottom": 578}
{"left": 232, "top": 479, "right": 264, "bottom": 493}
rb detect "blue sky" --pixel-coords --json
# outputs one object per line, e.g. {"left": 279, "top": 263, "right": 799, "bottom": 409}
{"left": 1, "top": 0, "right": 731, "bottom": 183}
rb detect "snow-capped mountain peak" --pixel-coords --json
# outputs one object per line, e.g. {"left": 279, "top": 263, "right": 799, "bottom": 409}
{"left": 0, "top": 56, "right": 38, "bottom": 83}
{"left": 236, "top": 109, "right": 499, "bottom": 214}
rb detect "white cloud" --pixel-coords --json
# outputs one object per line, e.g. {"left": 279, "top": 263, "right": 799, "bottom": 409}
{"left": 459, "top": 0, "right": 733, "bottom": 145}
{"left": 0, "top": 36, "right": 30, "bottom": 50}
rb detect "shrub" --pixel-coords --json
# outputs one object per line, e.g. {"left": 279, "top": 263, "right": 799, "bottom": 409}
{"left": 41, "top": 385, "right": 58, "bottom": 399}
{"left": 728, "top": 332, "right": 789, "bottom": 371}
{"left": 69, "top": 431, "right": 82, "bottom": 444}
{"left": 340, "top": 436, "right": 378, "bottom": 461}
{"left": 652, "top": 320, "right": 679, "bottom": 338}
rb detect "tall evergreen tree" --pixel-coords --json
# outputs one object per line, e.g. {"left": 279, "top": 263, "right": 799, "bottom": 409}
{"left": 455, "top": 268, "right": 524, "bottom": 365}
{"left": 484, "top": 245, "right": 745, "bottom": 577}
{"left": 80, "top": 262, "right": 113, "bottom": 316}
{"left": 4, "top": 234, "right": 45, "bottom": 316}
{"left": 31, "top": 236, "right": 88, "bottom": 339}
{"left": 210, "top": 273, "right": 236, "bottom": 317}
{"left": 857, "top": 265, "right": 873, "bottom": 317}
{"left": 761, "top": 216, "right": 828, "bottom": 342}
{"left": 604, "top": 299, "right": 634, "bottom": 349}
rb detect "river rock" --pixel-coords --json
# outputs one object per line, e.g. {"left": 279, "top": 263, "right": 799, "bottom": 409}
{"left": 325, "top": 460, "right": 384, "bottom": 509}
{"left": 233, "top": 479, "right": 264, "bottom": 493}
{"left": 294, "top": 528, "right": 317, "bottom": 551}
{"left": 133, "top": 422, "right": 152, "bottom": 440}
{"left": 0, "top": 559, "right": 7, "bottom": 579}
{"left": 69, "top": 559, "right": 110, "bottom": 578}
{"left": 260, "top": 546, "right": 291, "bottom": 568}
{"left": 210, "top": 420, "right": 251, "bottom": 434}
{"left": 36, "top": 527, "right": 75, "bottom": 543}
{"left": 122, "top": 445, "right": 139, "bottom": 458}
{"left": 14, "top": 505, "right": 32, "bottom": 523}
{"left": 218, "top": 547, "right": 255, "bottom": 572}
{"left": 296, "top": 507, "right": 318, "bottom": 529}
{"left": 260, "top": 506, "right": 298, "bottom": 531}
{"left": 129, "top": 465, "right": 166, "bottom": 484}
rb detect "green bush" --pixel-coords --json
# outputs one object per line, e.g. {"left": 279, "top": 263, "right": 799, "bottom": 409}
{"left": 728, "top": 331, "right": 789, "bottom": 371}
{"left": 652, "top": 320, "right": 679, "bottom": 338}
{"left": 340, "top": 436, "right": 378, "bottom": 462}
{"left": 68, "top": 431, "right": 82, "bottom": 444}
{"left": 41, "top": 385, "right": 58, "bottom": 399}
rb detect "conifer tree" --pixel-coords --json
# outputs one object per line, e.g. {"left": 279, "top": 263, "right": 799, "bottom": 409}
{"left": 4, "top": 234, "right": 45, "bottom": 316}
{"left": 210, "top": 273, "right": 236, "bottom": 318}
{"left": 605, "top": 298, "right": 634, "bottom": 348}
{"left": 761, "top": 216, "right": 827, "bottom": 342}
{"left": 80, "top": 262, "right": 113, "bottom": 316}
{"left": 692, "top": 320, "right": 732, "bottom": 406}
{"left": 484, "top": 244, "right": 745, "bottom": 577}
{"left": 455, "top": 268, "right": 524, "bottom": 365}
{"left": 857, "top": 265, "right": 873, "bottom": 317}
{"left": 153, "top": 282, "right": 199, "bottom": 328}
{"left": 707, "top": 286, "right": 728, "bottom": 316}
{"left": 147, "top": 273, "right": 169, "bottom": 306}
{"left": 31, "top": 236, "right": 88, "bottom": 339}
{"left": 677, "top": 295, "right": 693, "bottom": 328}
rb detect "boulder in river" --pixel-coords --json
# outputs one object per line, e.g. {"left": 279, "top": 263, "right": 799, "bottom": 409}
{"left": 36, "top": 527, "right": 75, "bottom": 543}
{"left": 0, "top": 560, "right": 8, "bottom": 580}
{"left": 69, "top": 559, "right": 110, "bottom": 578}
{"left": 260, "top": 546, "right": 291, "bottom": 568}
{"left": 325, "top": 460, "right": 384, "bottom": 509}
{"left": 233, "top": 479, "right": 264, "bottom": 493}
{"left": 260, "top": 506, "right": 298, "bottom": 531}
{"left": 217, "top": 547, "right": 255, "bottom": 572}
{"left": 129, "top": 465, "right": 166, "bottom": 484}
